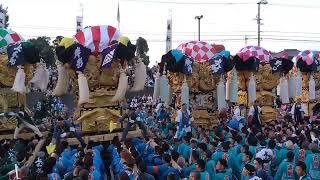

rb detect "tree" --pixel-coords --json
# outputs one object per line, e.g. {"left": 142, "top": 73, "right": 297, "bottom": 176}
{"left": 0, "top": 4, "right": 9, "bottom": 28}
{"left": 135, "top": 37, "right": 150, "bottom": 66}
{"left": 29, "top": 36, "right": 55, "bottom": 66}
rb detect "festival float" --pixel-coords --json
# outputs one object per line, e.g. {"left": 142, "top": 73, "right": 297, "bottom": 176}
{"left": 157, "top": 41, "right": 227, "bottom": 127}
{"left": 0, "top": 28, "right": 45, "bottom": 132}
{"left": 233, "top": 45, "right": 280, "bottom": 123}
{"left": 292, "top": 50, "right": 320, "bottom": 115}
{"left": 54, "top": 25, "right": 142, "bottom": 133}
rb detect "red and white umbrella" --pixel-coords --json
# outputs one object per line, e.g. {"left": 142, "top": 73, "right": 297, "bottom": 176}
{"left": 292, "top": 50, "right": 320, "bottom": 65}
{"left": 236, "top": 45, "right": 272, "bottom": 64}
{"left": 0, "top": 28, "right": 23, "bottom": 49}
{"left": 75, "top": 25, "right": 121, "bottom": 53}
{"left": 177, "top": 41, "right": 216, "bottom": 63}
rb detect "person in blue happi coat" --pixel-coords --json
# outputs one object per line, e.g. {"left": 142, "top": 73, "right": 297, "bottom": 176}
{"left": 305, "top": 143, "right": 320, "bottom": 180}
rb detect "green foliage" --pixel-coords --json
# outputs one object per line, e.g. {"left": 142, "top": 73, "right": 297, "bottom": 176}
{"left": 136, "top": 37, "right": 150, "bottom": 66}
{"left": 29, "top": 36, "right": 55, "bottom": 66}
{"left": 0, "top": 4, "right": 9, "bottom": 28}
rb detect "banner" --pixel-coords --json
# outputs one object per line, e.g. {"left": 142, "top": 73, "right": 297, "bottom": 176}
{"left": 76, "top": 16, "right": 83, "bottom": 32}
{"left": 183, "top": 57, "right": 193, "bottom": 75}
{"left": 270, "top": 58, "right": 283, "bottom": 73}
{"left": 70, "top": 44, "right": 90, "bottom": 72}
{"left": 165, "top": 10, "right": 172, "bottom": 53}
{"left": 7, "top": 43, "right": 25, "bottom": 67}
{"left": 209, "top": 57, "right": 225, "bottom": 75}
{"left": 101, "top": 43, "right": 118, "bottom": 69}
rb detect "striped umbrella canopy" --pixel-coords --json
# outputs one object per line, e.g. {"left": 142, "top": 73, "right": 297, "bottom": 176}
{"left": 75, "top": 25, "right": 122, "bottom": 53}
{"left": 177, "top": 41, "right": 216, "bottom": 63}
{"left": 0, "top": 28, "right": 23, "bottom": 49}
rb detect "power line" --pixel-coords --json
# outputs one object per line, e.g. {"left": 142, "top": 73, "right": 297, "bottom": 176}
{"left": 269, "top": 3, "right": 320, "bottom": 8}
{"left": 11, "top": 25, "right": 320, "bottom": 36}
{"left": 121, "top": 0, "right": 255, "bottom": 5}
{"left": 262, "top": 31, "right": 320, "bottom": 35}
{"left": 263, "top": 38, "right": 320, "bottom": 43}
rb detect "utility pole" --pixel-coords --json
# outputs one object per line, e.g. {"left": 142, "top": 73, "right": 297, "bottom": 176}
{"left": 76, "top": 3, "right": 84, "bottom": 32}
{"left": 195, "top": 15, "right": 203, "bottom": 41}
{"left": 257, "top": 0, "right": 267, "bottom": 46}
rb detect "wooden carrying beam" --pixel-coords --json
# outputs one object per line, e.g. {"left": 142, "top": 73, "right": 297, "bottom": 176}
{"left": 24, "top": 138, "right": 46, "bottom": 168}
{"left": 67, "top": 130, "right": 142, "bottom": 145}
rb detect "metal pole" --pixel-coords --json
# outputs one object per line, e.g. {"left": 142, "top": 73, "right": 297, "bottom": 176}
{"left": 195, "top": 15, "right": 203, "bottom": 41}
{"left": 257, "top": 2, "right": 261, "bottom": 46}
{"left": 198, "top": 18, "right": 200, "bottom": 41}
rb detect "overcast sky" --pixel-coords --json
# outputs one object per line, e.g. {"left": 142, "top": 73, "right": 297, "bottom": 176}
{"left": 1, "top": 0, "right": 320, "bottom": 66}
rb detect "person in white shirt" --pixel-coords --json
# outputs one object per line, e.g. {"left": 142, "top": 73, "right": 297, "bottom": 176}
{"left": 248, "top": 101, "right": 262, "bottom": 131}
{"left": 290, "top": 98, "right": 307, "bottom": 124}
{"left": 233, "top": 104, "right": 246, "bottom": 122}
{"left": 174, "top": 103, "right": 192, "bottom": 139}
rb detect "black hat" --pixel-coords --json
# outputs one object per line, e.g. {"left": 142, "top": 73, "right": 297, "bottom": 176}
{"left": 245, "top": 163, "right": 255, "bottom": 173}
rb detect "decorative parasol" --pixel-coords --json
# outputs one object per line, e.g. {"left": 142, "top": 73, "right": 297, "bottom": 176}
{"left": 177, "top": 41, "right": 216, "bottom": 63}
{"left": 236, "top": 45, "right": 272, "bottom": 64}
{"left": 293, "top": 50, "right": 320, "bottom": 65}
{"left": 75, "top": 25, "right": 122, "bottom": 53}
{"left": 292, "top": 50, "right": 320, "bottom": 72}
{"left": 234, "top": 45, "right": 272, "bottom": 71}
{"left": 0, "top": 28, "right": 23, "bottom": 49}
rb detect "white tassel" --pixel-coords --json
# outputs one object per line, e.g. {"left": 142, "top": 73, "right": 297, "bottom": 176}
{"left": 131, "top": 61, "right": 147, "bottom": 91}
{"left": 280, "top": 76, "right": 289, "bottom": 104}
{"left": 78, "top": 72, "right": 90, "bottom": 105}
{"left": 12, "top": 66, "right": 25, "bottom": 94}
{"left": 112, "top": 70, "right": 128, "bottom": 102}
{"left": 153, "top": 72, "right": 160, "bottom": 99}
{"left": 160, "top": 73, "right": 167, "bottom": 102}
{"left": 225, "top": 76, "right": 231, "bottom": 101}
{"left": 288, "top": 73, "right": 296, "bottom": 98}
{"left": 30, "top": 63, "right": 50, "bottom": 92}
{"left": 296, "top": 69, "right": 302, "bottom": 96}
{"left": 119, "top": 75, "right": 128, "bottom": 101}
{"left": 165, "top": 84, "right": 171, "bottom": 106}
{"left": 276, "top": 83, "right": 281, "bottom": 96}
{"left": 229, "top": 69, "right": 238, "bottom": 103}
{"left": 217, "top": 78, "right": 226, "bottom": 111}
{"left": 181, "top": 79, "right": 189, "bottom": 108}
{"left": 248, "top": 74, "right": 256, "bottom": 104}
{"left": 53, "top": 64, "right": 69, "bottom": 96}
{"left": 309, "top": 75, "right": 316, "bottom": 101}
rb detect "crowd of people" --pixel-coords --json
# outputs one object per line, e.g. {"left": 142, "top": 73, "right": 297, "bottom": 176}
{"left": 0, "top": 93, "right": 319, "bottom": 180}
